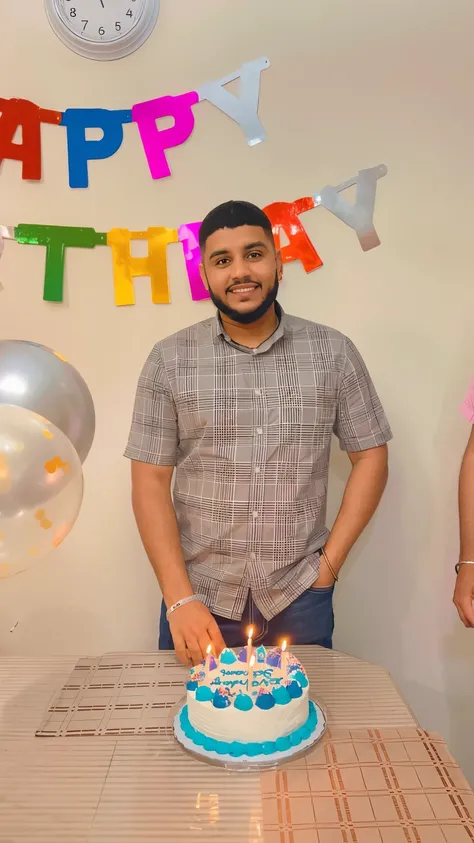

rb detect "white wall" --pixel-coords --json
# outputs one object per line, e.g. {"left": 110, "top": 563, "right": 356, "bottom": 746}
{"left": 1, "top": 0, "right": 474, "bottom": 782}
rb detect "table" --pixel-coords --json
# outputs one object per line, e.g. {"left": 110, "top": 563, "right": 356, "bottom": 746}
{"left": 0, "top": 648, "right": 473, "bottom": 842}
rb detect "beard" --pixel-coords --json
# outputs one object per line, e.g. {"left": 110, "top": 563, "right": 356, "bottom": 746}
{"left": 206, "top": 271, "right": 279, "bottom": 325}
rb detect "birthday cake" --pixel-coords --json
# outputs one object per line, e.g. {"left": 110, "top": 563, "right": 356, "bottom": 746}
{"left": 174, "top": 643, "right": 323, "bottom": 764}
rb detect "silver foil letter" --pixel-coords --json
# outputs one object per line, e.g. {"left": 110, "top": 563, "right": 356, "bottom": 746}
{"left": 314, "top": 165, "right": 387, "bottom": 251}
{"left": 198, "top": 57, "right": 270, "bottom": 146}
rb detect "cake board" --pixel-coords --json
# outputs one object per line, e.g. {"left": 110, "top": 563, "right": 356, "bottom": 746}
{"left": 171, "top": 696, "right": 327, "bottom": 771}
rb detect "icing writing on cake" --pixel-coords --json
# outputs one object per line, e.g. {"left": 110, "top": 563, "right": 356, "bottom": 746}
{"left": 210, "top": 667, "right": 281, "bottom": 692}
{"left": 211, "top": 676, "right": 247, "bottom": 690}
{"left": 221, "top": 669, "right": 248, "bottom": 677}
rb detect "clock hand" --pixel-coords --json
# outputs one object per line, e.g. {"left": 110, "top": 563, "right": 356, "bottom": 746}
{"left": 99, "top": 0, "right": 104, "bottom": 8}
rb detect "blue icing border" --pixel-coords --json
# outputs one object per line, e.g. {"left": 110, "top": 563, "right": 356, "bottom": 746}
{"left": 179, "top": 701, "right": 318, "bottom": 758}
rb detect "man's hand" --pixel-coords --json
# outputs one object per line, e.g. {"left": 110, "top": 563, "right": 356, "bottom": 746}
{"left": 311, "top": 446, "right": 388, "bottom": 589}
{"left": 169, "top": 600, "right": 226, "bottom": 665}
{"left": 311, "top": 555, "right": 336, "bottom": 588}
{"left": 453, "top": 564, "right": 474, "bottom": 628}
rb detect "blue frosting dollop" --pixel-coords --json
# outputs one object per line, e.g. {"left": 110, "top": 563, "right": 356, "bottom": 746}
{"left": 272, "top": 686, "right": 291, "bottom": 705}
{"left": 213, "top": 690, "right": 231, "bottom": 709}
{"left": 219, "top": 648, "right": 237, "bottom": 665}
{"left": 256, "top": 645, "right": 267, "bottom": 663}
{"left": 286, "top": 680, "right": 303, "bottom": 699}
{"left": 186, "top": 680, "right": 198, "bottom": 691}
{"left": 292, "top": 670, "right": 309, "bottom": 688}
{"left": 179, "top": 701, "right": 318, "bottom": 758}
{"left": 195, "top": 686, "right": 213, "bottom": 702}
{"left": 256, "top": 692, "right": 275, "bottom": 710}
{"left": 234, "top": 693, "right": 253, "bottom": 711}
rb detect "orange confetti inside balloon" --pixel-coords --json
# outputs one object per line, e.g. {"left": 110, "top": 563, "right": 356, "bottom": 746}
{"left": 35, "top": 509, "right": 45, "bottom": 520}
{"left": 0, "top": 563, "right": 10, "bottom": 576}
{"left": 28, "top": 546, "right": 39, "bottom": 556}
{"left": 53, "top": 351, "right": 68, "bottom": 362}
{"left": 0, "top": 532, "right": 4, "bottom": 541}
{"left": 40, "top": 518, "right": 52, "bottom": 530}
{"left": 45, "top": 456, "right": 69, "bottom": 474}
{"left": 42, "top": 428, "right": 54, "bottom": 440}
{"left": 0, "top": 454, "right": 11, "bottom": 492}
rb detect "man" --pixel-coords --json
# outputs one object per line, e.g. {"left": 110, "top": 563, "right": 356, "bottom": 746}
{"left": 453, "top": 380, "right": 474, "bottom": 627}
{"left": 125, "top": 200, "right": 392, "bottom": 665}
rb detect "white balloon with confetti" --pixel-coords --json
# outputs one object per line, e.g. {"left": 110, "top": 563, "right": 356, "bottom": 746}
{"left": 0, "top": 404, "right": 83, "bottom": 579}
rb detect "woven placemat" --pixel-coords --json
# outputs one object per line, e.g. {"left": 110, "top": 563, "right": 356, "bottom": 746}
{"left": 35, "top": 653, "right": 186, "bottom": 737}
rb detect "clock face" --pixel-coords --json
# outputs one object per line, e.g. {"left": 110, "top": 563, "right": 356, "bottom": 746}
{"left": 57, "top": 0, "right": 147, "bottom": 43}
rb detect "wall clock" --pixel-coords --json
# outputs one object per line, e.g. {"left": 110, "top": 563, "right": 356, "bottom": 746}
{"left": 44, "top": 0, "right": 160, "bottom": 61}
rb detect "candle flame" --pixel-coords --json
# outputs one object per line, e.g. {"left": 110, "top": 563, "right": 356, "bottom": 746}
{"left": 281, "top": 640, "right": 287, "bottom": 652}
{"left": 247, "top": 626, "right": 254, "bottom": 640}
{"left": 206, "top": 644, "right": 212, "bottom": 655}
{"left": 249, "top": 654, "right": 256, "bottom": 667}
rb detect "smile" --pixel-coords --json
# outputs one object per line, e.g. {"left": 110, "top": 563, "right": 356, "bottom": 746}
{"left": 229, "top": 285, "right": 259, "bottom": 294}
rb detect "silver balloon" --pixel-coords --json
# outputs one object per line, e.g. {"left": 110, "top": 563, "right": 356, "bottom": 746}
{"left": 0, "top": 340, "right": 95, "bottom": 462}
{"left": 0, "top": 405, "right": 83, "bottom": 579}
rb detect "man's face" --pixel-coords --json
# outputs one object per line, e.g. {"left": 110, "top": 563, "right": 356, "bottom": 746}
{"left": 200, "top": 225, "right": 282, "bottom": 323}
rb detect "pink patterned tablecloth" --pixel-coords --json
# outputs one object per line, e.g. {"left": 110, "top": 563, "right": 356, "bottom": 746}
{"left": 261, "top": 727, "right": 474, "bottom": 842}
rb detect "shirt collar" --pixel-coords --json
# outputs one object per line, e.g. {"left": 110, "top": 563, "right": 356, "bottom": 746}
{"left": 212, "top": 302, "right": 287, "bottom": 350}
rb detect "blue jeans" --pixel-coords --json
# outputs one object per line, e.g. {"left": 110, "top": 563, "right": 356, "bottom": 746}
{"left": 158, "top": 585, "right": 334, "bottom": 651}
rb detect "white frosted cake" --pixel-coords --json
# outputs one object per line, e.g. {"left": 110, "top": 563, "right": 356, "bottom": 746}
{"left": 174, "top": 645, "right": 321, "bottom": 763}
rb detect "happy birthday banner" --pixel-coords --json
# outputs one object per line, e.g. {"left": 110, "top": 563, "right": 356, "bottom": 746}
{"left": 0, "top": 165, "right": 387, "bottom": 305}
{"left": 0, "top": 57, "right": 270, "bottom": 187}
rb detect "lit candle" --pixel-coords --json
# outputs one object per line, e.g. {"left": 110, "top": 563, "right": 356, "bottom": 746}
{"left": 247, "top": 626, "right": 254, "bottom": 664}
{"left": 205, "top": 643, "right": 212, "bottom": 681}
{"left": 247, "top": 654, "right": 256, "bottom": 693}
{"left": 281, "top": 639, "right": 288, "bottom": 682}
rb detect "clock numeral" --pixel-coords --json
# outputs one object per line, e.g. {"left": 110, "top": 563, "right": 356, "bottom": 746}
{"left": 81, "top": 20, "right": 88, "bottom": 31}
{"left": 98, "top": 26, "right": 105, "bottom": 35}
{"left": 126, "top": 9, "right": 133, "bottom": 17}
{"left": 115, "top": 21, "right": 121, "bottom": 31}
{"left": 69, "top": 7, "right": 76, "bottom": 16}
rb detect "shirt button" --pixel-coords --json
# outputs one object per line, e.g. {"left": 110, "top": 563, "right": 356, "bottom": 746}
{"left": 256, "top": 427, "right": 263, "bottom": 435}
{"left": 252, "top": 511, "right": 258, "bottom": 519}
{"left": 254, "top": 389, "right": 261, "bottom": 396}
{"left": 254, "top": 466, "right": 261, "bottom": 474}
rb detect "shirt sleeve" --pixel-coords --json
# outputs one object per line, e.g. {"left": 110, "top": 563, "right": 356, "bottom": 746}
{"left": 333, "top": 337, "right": 393, "bottom": 452}
{"left": 124, "top": 343, "right": 178, "bottom": 465}
{"left": 461, "top": 379, "right": 474, "bottom": 423}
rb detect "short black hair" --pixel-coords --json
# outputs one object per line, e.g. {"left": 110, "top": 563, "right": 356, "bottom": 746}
{"left": 198, "top": 200, "right": 273, "bottom": 251}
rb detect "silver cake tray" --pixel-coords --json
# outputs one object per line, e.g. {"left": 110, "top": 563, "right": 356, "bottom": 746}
{"left": 169, "top": 695, "right": 327, "bottom": 771}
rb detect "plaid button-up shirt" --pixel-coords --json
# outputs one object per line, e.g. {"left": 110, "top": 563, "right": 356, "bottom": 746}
{"left": 125, "top": 306, "right": 392, "bottom": 620}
